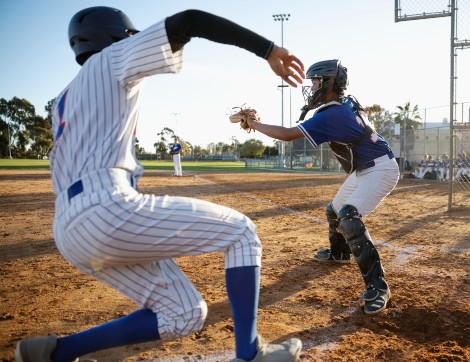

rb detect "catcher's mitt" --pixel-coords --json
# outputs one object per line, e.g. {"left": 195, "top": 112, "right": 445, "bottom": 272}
{"left": 229, "top": 105, "right": 260, "bottom": 133}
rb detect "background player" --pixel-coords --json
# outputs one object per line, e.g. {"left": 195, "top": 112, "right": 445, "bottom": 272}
{"left": 241, "top": 59, "right": 399, "bottom": 314}
{"left": 170, "top": 137, "right": 183, "bottom": 176}
{"left": 15, "top": 7, "right": 304, "bottom": 362}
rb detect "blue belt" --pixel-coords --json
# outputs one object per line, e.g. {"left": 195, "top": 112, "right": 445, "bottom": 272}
{"left": 356, "top": 151, "right": 394, "bottom": 172}
{"left": 67, "top": 177, "right": 135, "bottom": 201}
{"left": 67, "top": 180, "right": 84, "bottom": 201}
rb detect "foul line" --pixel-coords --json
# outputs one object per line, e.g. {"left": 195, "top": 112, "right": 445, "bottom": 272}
{"left": 193, "top": 174, "right": 327, "bottom": 225}
{"left": 194, "top": 174, "right": 469, "bottom": 255}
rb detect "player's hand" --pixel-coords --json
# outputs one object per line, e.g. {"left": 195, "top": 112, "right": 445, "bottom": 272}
{"left": 267, "top": 45, "right": 305, "bottom": 88}
{"left": 244, "top": 112, "right": 260, "bottom": 131}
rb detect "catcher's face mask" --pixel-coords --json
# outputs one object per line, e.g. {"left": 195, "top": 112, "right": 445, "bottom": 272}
{"left": 301, "top": 77, "right": 325, "bottom": 111}
{"left": 311, "top": 77, "right": 322, "bottom": 93}
{"left": 298, "top": 76, "right": 335, "bottom": 121}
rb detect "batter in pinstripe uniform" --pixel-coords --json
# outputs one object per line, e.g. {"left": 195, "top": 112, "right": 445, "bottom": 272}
{"left": 242, "top": 60, "right": 399, "bottom": 315}
{"left": 15, "top": 7, "right": 305, "bottom": 362}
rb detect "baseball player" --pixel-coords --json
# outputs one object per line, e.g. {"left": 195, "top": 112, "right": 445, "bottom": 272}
{"left": 417, "top": 155, "right": 428, "bottom": 179}
{"left": 242, "top": 60, "right": 399, "bottom": 314}
{"left": 170, "top": 137, "right": 183, "bottom": 176}
{"left": 15, "top": 7, "right": 305, "bottom": 362}
{"left": 421, "top": 155, "right": 438, "bottom": 180}
{"left": 455, "top": 152, "right": 469, "bottom": 181}
{"left": 438, "top": 154, "right": 449, "bottom": 181}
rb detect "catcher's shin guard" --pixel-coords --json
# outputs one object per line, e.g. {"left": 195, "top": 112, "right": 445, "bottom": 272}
{"left": 336, "top": 205, "right": 388, "bottom": 291}
{"left": 326, "top": 203, "right": 352, "bottom": 259}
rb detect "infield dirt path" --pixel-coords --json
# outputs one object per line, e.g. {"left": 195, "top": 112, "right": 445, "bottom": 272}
{"left": 1, "top": 169, "right": 469, "bottom": 361}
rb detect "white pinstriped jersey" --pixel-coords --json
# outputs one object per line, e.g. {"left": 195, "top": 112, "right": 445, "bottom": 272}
{"left": 50, "top": 20, "right": 183, "bottom": 195}
{"left": 49, "top": 17, "right": 262, "bottom": 340}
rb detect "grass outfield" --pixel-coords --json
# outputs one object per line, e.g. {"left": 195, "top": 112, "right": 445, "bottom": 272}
{"left": 0, "top": 159, "right": 250, "bottom": 171}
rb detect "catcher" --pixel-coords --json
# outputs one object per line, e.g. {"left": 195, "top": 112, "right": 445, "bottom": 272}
{"left": 238, "top": 59, "right": 399, "bottom": 315}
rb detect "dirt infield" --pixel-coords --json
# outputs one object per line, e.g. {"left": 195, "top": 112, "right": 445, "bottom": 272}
{"left": 1, "top": 169, "right": 469, "bottom": 362}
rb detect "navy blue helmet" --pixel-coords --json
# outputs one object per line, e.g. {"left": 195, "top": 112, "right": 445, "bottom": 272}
{"left": 68, "top": 6, "right": 139, "bottom": 65}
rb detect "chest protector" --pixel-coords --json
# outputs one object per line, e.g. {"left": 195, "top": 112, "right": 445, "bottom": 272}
{"left": 318, "top": 96, "right": 374, "bottom": 173}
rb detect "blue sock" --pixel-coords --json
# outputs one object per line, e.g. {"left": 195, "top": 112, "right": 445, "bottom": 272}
{"left": 52, "top": 308, "right": 160, "bottom": 361}
{"left": 226, "top": 266, "right": 260, "bottom": 361}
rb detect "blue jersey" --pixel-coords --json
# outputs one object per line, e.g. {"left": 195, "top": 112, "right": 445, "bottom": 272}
{"left": 171, "top": 143, "right": 182, "bottom": 154}
{"left": 297, "top": 97, "right": 392, "bottom": 171}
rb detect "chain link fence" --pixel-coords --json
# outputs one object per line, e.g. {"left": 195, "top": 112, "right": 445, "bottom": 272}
{"left": 395, "top": 0, "right": 469, "bottom": 208}
{"left": 244, "top": 140, "right": 343, "bottom": 174}
{"left": 395, "top": 0, "right": 452, "bottom": 19}
{"left": 453, "top": 124, "right": 470, "bottom": 207}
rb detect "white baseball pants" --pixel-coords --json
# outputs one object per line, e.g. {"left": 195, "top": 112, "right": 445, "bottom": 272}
{"left": 332, "top": 154, "right": 400, "bottom": 216}
{"left": 53, "top": 168, "right": 262, "bottom": 340}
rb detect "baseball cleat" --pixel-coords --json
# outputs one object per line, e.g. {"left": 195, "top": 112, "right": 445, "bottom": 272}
{"left": 313, "top": 248, "right": 351, "bottom": 264}
{"left": 14, "top": 334, "right": 72, "bottom": 362}
{"left": 229, "top": 335, "right": 302, "bottom": 362}
{"left": 362, "top": 287, "right": 391, "bottom": 314}
{"left": 15, "top": 334, "right": 97, "bottom": 362}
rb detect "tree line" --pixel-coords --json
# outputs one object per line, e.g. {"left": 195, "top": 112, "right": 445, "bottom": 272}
{"left": 0, "top": 96, "right": 422, "bottom": 159}
{"left": 0, "top": 97, "right": 54, "bottom": 159}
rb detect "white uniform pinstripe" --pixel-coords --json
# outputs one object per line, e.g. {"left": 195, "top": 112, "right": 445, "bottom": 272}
{"left": 50, "top": 20, "right": 261, "bottom": 340}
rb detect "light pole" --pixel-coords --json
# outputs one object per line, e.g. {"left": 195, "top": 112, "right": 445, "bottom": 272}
{"left": 273, "top": 13, "right": 290, "bottom": 167}
{"left": 7, "top": 122, "right": 12, "bottom": 159}
{"left": 171, "top": 112, "right": 180, "bottom": 135}
{"left": 400, "top": 108, "right": 408, "bottom": 176}
{"left": 230, "top": 136, "right": 239, "bottom": 160}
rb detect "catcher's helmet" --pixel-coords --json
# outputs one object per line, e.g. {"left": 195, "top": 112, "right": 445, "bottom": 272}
{"left": 306, "top": 59, "right": 348, "bottom": 92}
{"left": 68, "top": 6, "right": 139, "bottom": 65}
{"left": 300, "top": 59, "right": 348, "bottom": 114}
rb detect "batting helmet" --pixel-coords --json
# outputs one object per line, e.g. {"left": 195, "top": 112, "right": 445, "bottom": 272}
{"left": 68, "top": 6, "right": 139, "bottom": 65}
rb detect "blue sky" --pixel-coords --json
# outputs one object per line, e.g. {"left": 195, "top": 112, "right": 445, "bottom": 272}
{"left": 1, "top": 0, "right": 469, "bottom": 151}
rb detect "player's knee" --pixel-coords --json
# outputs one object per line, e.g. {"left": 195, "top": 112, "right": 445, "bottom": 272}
{"left": 161, "top": 300, "right": 208, "bottom": 339}
{"left": 182, "top": 300, "right": 208, "bottom": 336}
{"left": 226, "top": 217, "right": 262, "bottom": 268}
{"left": 188, "top": 300, "right": 208, "bottom": 334}
{"left": 337, "top": 204, "right": 366, "bottom": 241}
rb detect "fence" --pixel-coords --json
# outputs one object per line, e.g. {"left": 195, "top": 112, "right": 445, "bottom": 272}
{"left": 452, "top": 123, "right": 470, "bottom": 207}
{"left": 395, "top": 0, "right": 470, "bottom": 209}
{"left": 245, "top": 140, "right": 344, "bottom": 174}
{"left": 244, "top": 122, "right": 470, "bottom": 207}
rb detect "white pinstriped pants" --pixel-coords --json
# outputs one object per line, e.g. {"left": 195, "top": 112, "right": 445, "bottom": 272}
{"left": 53, "top": 169, "right": 262, "bottom": 340}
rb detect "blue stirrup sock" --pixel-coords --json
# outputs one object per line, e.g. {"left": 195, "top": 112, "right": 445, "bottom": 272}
{"left": 226, "top": 266, "right": 260, "bottom": 361}
{"left": 52, "top": 308, "right": 160, "bottom": 361}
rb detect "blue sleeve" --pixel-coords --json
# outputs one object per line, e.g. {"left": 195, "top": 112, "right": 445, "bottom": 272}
{"left": 298, "top": 106, "right": 354, "bottom": 147}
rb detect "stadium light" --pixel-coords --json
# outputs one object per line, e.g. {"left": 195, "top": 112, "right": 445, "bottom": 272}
{"left": 272, "top": 13, "right": 290, "bottom": 167}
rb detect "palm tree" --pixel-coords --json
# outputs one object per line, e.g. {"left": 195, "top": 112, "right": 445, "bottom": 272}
{"left": 394, "top": 102, "right": 422, "bottom": 172}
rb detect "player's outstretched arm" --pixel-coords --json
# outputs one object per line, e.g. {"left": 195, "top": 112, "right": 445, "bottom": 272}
{"left": 165, "top": 10, "right": 304, "bottom": 87}
{"left": 247, "top": 118, "right": 303, "bottom": 141}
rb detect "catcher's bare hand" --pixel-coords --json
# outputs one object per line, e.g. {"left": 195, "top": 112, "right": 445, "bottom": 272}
{"left": 267, "top": 45, "right": 305, "bottom": 88}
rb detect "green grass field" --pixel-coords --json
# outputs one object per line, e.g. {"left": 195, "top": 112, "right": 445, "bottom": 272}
{"left": 0, "top": 159, "right": 249, "bottom": 171}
